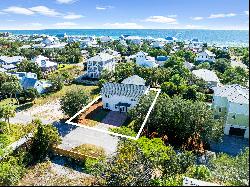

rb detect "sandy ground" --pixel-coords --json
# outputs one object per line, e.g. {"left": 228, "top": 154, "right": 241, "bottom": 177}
{"left": 9, "top": 100, "right": 65, "bottom": 125}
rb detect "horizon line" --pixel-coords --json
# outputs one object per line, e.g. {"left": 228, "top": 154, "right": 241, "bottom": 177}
{"left": 0, "top": 28, "right": 249, "bottom": 31}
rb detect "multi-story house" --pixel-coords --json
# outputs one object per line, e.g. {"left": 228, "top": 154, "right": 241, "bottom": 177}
{"left": 212, "top": 84, "right": 249, "bottom": 138}
{"left": 87, "top": 53, "right": 116, "bottom": 79}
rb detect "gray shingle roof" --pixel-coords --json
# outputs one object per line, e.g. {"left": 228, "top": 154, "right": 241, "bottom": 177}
{"left": 213, "top": 84, "right": 249, "bottom": 104}
{"left": 101, "top": 82, "right": 148, "bottom": 98}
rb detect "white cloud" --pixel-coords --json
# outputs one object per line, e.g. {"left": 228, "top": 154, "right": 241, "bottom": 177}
{"left": 63, "top": 13, "right": 84, "bottom": 19}
{"left": 29, "top": 6, "right": 61, "bottom": 17}
{"left": 54, "top": 22, "right": 78, "bottom": 27}
{"left": 56, "top": 0, "right": 76, "bottom": 4}
{"left": 244, "top": 11, "right": 249, "bottom": 15}
{"left": 96, "top": 5, "right": 114, "bottom": 10}
{"left": 3, "top": 6, "right": 34, "bottom": 15}
{"left": 103, "top": 22, "right": 144, "bottom": 29}
{"left": 144, "top": 16, "right": 177, "bottom": 24}
{"left": 191, "top": 16, "right": 204, "bottom": 21}
{"left": 208, "top": 13, "right": 236, "bottom": 18}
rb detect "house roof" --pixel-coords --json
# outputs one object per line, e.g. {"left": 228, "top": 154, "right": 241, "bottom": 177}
{"left": 0, "top": 67, "right": 6, "bottom": 72}
{"left": 230, "top": 60, "right": 248, "bottom": 69}
{"left": 101, "top": 82, "right": 148, "bottom": 98}
{"left": 213, "top": 84, "right": 249, "bottom": 104}
{"left": 192, "top": 69, "right": 220, "bottom": 83}
{"left": 156, "top": 56, "right": 169, "bottom": 61}
{"left": 2, "top": 64, "right": 16, "bottom": 70}
{"left": 33, "top": 55, "right": 57, "bottom": 67}
{"left": 121, "top": 75, "right": 146, "bottom": 86}
{"left": 0, "top": 56, "right": 24, "bottom": 64}
{"left": 136, "top": 51, "right": 148, "bottom": 56}
{"left": 184, "top": 61, "right": 195, "bottom": 69}
{"left": 22, "top": 78, "right": 38, "bottom": 90}
{"left": 165, "top": 36, "right": 177, "bottom": 41}
{"left": 88, "top": 53, "right": 114, "bottom": 62}
{"left": 201, "top": 50, "right": 216, "bottom": 57}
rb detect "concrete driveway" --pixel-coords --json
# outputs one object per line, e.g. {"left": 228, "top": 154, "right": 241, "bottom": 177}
{"left": 56, "top": 122, "right": 119, "bottom": 155}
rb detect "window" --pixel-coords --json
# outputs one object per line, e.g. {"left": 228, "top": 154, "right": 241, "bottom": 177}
{"left": 219, "top": 108, "right": 222, "bottom": 112}
{"left": 105, "top": 103, "right": 109, "bottom": 108}
{"left": 232, "top": 115, "right": 236, "bottom": 119}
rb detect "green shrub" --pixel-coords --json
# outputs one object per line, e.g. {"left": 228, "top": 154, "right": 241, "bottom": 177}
{"left": 60, "top": 88, "right": 90, "bottom": 117}
{"left": 0, "top": 156, "right": 25, "bottom": 186}
{"left": 29, "top": 121, "right": 61, "bottom": 163}
{"left": 109, "top": 126, "right": 137, "bottom": 137}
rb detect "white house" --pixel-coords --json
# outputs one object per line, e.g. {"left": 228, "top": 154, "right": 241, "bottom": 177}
{"left": 188, "top": 39, "right": 203, "bottom": 52}
{"left": 125, "top": 36, "right": 143, "bottom": 45}
{"left": 192, "top": 69, "right": 220, "bottom": 87}
{"left": 151, "top": 38, "right": 166, "bottom": 48}
{"left": 0, "top": 56, "right": 25, "bottom": 66}
{"left": 184, "top": 61, "right": 195, "bottom": 70}
{"left": 135, "top": 51, "right": 159, "bottom": 68}
{"left": 230, "top": 60, "right": 248, "bottom": 70}
{"left": 32, "top": 55, "right": 58, "bottom": 71}
{"left": 99, "top": 36, "right": 113, "bottom": 43}
{"left": 42, "top": 36, "right": 59, "bottom": 46}
{"left": 144, "top": 36, "right": 155, "bottom": 42}
{"left": 101, "top": 75, "right": 149, "bottom": 112}
{"left": 80, "top": 37, "right": 98, "bottom": 49}
{"left": 212, "top": 84, "right": 249, "bottom": 138}
{"left": 87, "top": 53, "right": 116, "bottom": 79}
{"left": 196, "top": 50, "right": 216, "bottom": 62}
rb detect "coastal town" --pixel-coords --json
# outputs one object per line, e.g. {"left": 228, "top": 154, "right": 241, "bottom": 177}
{"left": 0, "top": 30, "right": 248, "bottom": 186}
{"left": 0, "top": 0, "right": 249, "bottom": 185}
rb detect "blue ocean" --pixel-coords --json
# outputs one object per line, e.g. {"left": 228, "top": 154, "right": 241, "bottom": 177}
{"left": 1, "top": 29, "right": 249, "bottom": 46}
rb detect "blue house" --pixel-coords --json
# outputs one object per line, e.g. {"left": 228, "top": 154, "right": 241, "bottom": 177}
{"left": 22, "top": 78, "right": 48, "bottom": 94}
{"left": 8, "top": 72, "right": 51, "bottom": 94}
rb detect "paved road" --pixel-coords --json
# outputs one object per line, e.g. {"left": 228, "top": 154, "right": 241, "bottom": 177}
{"left": 210, "top": 135, "right": 249, "bottom": 156}
{"left": 9, "top": 112, "right": 53, "bottom": 125}
{"left": 56, "top": 122, "right": 119, "bottom": 155}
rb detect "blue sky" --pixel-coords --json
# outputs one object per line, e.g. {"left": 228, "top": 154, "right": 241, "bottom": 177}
{"left": 0, "top": 0, "right": 249, "bottom": 30}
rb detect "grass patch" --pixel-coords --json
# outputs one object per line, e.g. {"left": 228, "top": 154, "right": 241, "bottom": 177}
{"left": 109, "top": 126, "right": 137, "bottom": 137}
{"left": 71, "top": 144, "right": 106, "bottom": 158}
{"left": 34, "top": 84, "right": 98, "bottom": 106}
{"left": 0, "top": 122, "right": 36, "bottom": 156}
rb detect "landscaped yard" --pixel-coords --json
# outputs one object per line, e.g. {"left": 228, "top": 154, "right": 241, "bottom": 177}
{"left": 34, "top": 84, "right": 98, "bottom": 107}
{"left": 71, "top": 144, "right": 106, "bottom": 158}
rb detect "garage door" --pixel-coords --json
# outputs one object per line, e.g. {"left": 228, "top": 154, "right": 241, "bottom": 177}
{"left": 229, "top": 127, "right": 245, "bottom": 137}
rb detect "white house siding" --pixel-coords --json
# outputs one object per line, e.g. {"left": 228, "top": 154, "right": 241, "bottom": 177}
{"left": 102, "top": 95, "right": 138, "bottom": 112}
{"left": 87, "top": 54, "right": 116, "bottom": 79}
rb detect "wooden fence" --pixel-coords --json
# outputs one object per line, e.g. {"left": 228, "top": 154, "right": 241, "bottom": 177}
{"left": 51, "top": 146, "right": 98, "bottom": 161}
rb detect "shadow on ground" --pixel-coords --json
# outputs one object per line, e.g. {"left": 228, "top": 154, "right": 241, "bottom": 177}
{"left": 53, "top": 121, "right": 78, "bottom": 137}
{"left": 210, "top": 135, "right": 249, "bottom": 156}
